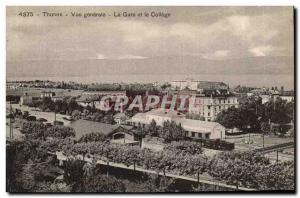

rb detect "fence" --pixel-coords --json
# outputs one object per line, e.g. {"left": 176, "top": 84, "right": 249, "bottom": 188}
{"left": 252, "top": 142, "right": 294, "bottom": 154}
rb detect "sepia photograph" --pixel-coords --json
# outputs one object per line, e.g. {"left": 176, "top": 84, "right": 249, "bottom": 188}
{"left": 6, "top": 6, "right": 295, "bottom": 193}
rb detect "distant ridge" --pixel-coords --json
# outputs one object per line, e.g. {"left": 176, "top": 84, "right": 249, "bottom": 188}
{"left": 7, "top": 55, "right": 293, "bottom": 77}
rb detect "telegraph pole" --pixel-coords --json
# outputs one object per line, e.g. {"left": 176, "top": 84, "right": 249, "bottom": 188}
{"left": 9, "top": 101, "right": 13, "bottom": 139}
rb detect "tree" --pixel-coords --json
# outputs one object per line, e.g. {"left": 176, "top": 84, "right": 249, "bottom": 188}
{"left": 71, "top": 109, "right": 81, "bottom": 120}
{"left": 45, "top": 125, "right": 75, "bottom": 139}
{"left": 215, "top": 107, "right": 241, "bottom": 129}
{"left": 164, "top": 140, "right": 203, "bottom": 155}
{"left": 63, "top": 159, "right": 85, "bottom": 192}
{"left": 216, "top": 104, "right": 260, "bottom": 132}
{"left": 147, "top": 119, "right": 159, "bottom": 137}
{"left": 82, "top": 174, "right": 126, "bottom": 192}
{"left": 264, "top": 98, "right": 293, "bottom": 124}
{"left": 160, "top": 121, "right": 185, "bottom": 142}
{"left": 21, "top": 121, "right": 47, "bottom": 140}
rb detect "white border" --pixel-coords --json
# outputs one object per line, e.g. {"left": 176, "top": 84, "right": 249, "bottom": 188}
{"left": 0, "top": 1, "right": 298, "bottom": 198}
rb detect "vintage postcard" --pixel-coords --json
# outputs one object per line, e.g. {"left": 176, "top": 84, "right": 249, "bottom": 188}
{"left": 6, "top": 6, "right": 295, "bottom": 193}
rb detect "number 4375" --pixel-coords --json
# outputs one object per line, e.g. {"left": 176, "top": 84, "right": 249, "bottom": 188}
{"left": 18, "top": 12, "right": 34, "bottom": 17}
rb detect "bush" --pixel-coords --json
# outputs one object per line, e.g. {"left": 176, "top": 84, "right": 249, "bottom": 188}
{"left": 78, "top": 132, "right": 107, "bottom": 143}
{"left": 46, "top": 125, "right": 75, "bottom": 139}
{"left": 82, "top": 174, "right": 126, "bottom": 192}
{"left": 164, "top": 140, "right": 203, "bottom": 155}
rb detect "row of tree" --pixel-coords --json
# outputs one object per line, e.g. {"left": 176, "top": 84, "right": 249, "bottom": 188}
{"left": 9, "top": 120, "right": 295, "bottom": 191}
{"left": 40, "top": 137, "right": 294, "bottom": 190}
{"left": 28, "top": 96, "right": 82, "bottom": 115}
{"left": 87, "top": 82, "right": 170, "bottom": 92}
{"left": 7, "top": 139, "right": 177, "bottom": 192}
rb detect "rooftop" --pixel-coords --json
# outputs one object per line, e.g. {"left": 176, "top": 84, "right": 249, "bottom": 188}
{"left": 147, "top": 108, "right": 185, "bottom": 118}
{"left": 178, "top": 119, "right": 224, "bottom": 133}
{"left": 128, "top": 108, "right": 225, "bottom": 133}
{"left": 113, "top": 112, "right": 128, "bottom": 119}
{"left": 70, "top": 119, "right": 133, "bottom": 139}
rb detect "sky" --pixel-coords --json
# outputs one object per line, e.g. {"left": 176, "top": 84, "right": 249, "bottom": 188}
{"left": 6, "top": 6, "right": 294, "bottom": 88}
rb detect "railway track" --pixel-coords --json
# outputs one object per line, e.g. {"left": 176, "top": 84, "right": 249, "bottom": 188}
{"left": 252, "top": 142, "right": 294, "bottom": 154}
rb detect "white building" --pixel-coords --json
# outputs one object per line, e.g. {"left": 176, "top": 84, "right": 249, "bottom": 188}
{"left": 281, "top": 95, "right": 294, "bottom": 103}
{"left": 40, "top": 91, "right": 55, "bottom": 98}
{"left": 170, "top": 80, "right": 238, "bottom": 121}
{"left": 171, "top": 79, "right": 229, "bottom": 92}
{"left": 127, "top": 108, "right": 225, "bottom": 139}
{"left": 179, "top": 119, "right": 225, "bottom": 139}
{"left": 280, "top": 90, "right": 294, "bottom": 103}
{"left": 261, "top": 94, "right": 271, "bottom": 104}
{"left": 189, "top": 96, "right": 238, "bottom": 121}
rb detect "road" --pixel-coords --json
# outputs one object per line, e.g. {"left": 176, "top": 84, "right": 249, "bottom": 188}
{"left": 7, "top": 103, "right": 71, "bottom": 126}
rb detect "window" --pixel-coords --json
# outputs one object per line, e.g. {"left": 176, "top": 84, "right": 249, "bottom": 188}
{"left": 205, "top": 134, "right": 210, "bottom": 139}
{"left": 192, "top": 132, "right": 196, "bottom": 137}
{"left": 198, "top": 133, "right": 202, "bottom": 138}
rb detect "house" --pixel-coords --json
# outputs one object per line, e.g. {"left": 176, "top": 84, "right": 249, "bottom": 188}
{"left": 41, "top": 91, "right": 55, "bottom": 98}
{"left": 19, "top": 92, "right": 41, "bottom": 106}
{"left": 179, "top": 119, "right": 225, "bottom": 139}
{"left": 126, "top": 108, "right": 185, "bottom": 127}
{"left": 76, "top": 91, "right": 124, "bottom": 111}
{"left": 280, "top": 90, "right": 294, "bottom": 103}
{"left": 70, "top": 119, "right": 139, "bottom": 144}
{"left": 126, "top": 108, "right": 225, "bottom": 139}
{"left": 76, "top": 95, "right": 110, "bottom": 111}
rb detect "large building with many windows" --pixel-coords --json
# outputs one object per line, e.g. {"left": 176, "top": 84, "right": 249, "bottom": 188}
{"left": 171, "top": 79, "right": 229, "bottom": 92}
{"left": 188, "top": 95, "right": 238, "bottom": 121}
{"left": 170, "top": 80, "right": 238, "bottom": 121}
